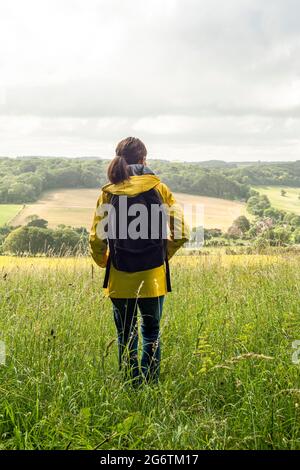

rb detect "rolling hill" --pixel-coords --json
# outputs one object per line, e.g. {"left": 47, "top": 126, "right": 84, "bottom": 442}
{"left": 9, "top": 188, "right": 248, "bottom": 232}
{"left": 254, "top": 186, "right": 300, "bottom": 215}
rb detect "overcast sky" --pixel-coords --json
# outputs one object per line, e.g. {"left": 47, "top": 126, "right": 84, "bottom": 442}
{"left": 0, "top": 0, "right": 300, "bottom": 162}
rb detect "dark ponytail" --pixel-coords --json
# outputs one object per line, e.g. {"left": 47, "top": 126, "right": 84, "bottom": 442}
{"left": 107, "top": 155, "right": 130, "bottom": 184}
{"left": 107, "top": 137, "right": 147, "bottom": 184}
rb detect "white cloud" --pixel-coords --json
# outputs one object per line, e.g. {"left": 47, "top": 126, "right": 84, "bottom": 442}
{"left": 0, "top": 0, "right": 300, "bottom": 160}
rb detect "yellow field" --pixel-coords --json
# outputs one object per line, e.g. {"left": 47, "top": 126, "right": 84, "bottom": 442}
{"left": 174, "top": 192, "right": 248, "bottom": 231}
{"left": 10, "top": 189, "right": 98, "bottom": 229}
{"left": 0, "top": 253, "right": 285, "bottom": 271}
{"left": 10, "top": 188, "right": 248, "bottom": 231}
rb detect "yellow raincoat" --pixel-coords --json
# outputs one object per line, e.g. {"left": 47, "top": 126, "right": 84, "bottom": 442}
{"left": 89, "top": 175, "right": 189, "bottom": 298}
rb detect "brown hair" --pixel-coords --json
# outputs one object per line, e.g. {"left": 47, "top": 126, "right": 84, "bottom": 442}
{"left": 107, "top": 137, "right": 147, "bottom": 184}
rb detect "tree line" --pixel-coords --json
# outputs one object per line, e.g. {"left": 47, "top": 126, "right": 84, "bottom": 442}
{"left": 1, "top": 157, "right": 299, "bottom": 204}
{"left": 0, "top": 157, "right": 107, "bottom": 204}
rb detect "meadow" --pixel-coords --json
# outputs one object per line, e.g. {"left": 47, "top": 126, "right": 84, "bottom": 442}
{"left": 255, "top": 186, "right": 300, "bottom": 215}
{"left": 0, "top": 253, "right": 300, "bottom": 450}
{"left": 0, "top": 205, "right": 23, "bottom": 226}
{"left": 10, "top": 188, "right": 247, "bottom": 231}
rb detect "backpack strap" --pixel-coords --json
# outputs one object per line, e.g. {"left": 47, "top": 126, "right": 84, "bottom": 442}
{"left": 165, "top": 255, "right": 172, "bottom": 292}
{"left": 103, "top": 254, "right": 111, "bottom": 289}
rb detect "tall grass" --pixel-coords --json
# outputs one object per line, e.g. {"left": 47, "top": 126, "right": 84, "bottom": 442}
{"left": 0, "top": 254, "right": 300, "bottom": 450}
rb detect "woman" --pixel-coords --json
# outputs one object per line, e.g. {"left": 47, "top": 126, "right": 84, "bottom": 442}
{"left": 89, "top": 137, "right": 189, "bottom": 384}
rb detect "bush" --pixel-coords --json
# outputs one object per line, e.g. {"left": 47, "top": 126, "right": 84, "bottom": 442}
{"left": 290, "top": 216, "right": 300, "bottom": 227}
{"left": 294, "top": 228, "right": 300, "bottom": 244}
{"left": 263, "top": 207, "right": 283, "bottom": 222}
{"left": 3, "top": 226, "right": 88, "bottom": 256}
{"left": 247, "top": 195, "right": 271, "bottom": 216}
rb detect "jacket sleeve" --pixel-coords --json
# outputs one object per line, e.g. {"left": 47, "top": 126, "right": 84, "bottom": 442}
{"left": 156, "top": 183, "right": 190, "bottom": 259}
{"left": 89, "top": 191, "right": 109, "bottom": 268}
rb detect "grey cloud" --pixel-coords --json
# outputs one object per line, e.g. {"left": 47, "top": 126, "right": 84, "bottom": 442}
{"left": 1, "top": 0, "right": 300, "bottom": 159}
{"left": 4, "top": 82, "right": 300, "bottom": 119}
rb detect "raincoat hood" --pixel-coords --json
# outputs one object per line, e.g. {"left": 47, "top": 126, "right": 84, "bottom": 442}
{"left": 101, "top": 174, "right": 161, "bottom": 197}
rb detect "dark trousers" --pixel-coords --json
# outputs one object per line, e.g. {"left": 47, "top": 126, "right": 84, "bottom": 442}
{"left": 111, "top": 296, "right": 165, "bottom": 383}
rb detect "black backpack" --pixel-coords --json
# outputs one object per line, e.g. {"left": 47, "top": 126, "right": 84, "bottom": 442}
{"left": 103, "top": 188, "right": 171, "bottom": 291}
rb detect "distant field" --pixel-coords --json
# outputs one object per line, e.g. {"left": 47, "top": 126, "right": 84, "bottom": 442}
{"left": 173, "top": 192, "right": 248, "bottom": 231}
{"left": 10, "top": 189, "right": 248, "bottom": 231}
{"left": 255, "top": 186, "right": 300, "bottom": 215}
{"left": 11, "top": 189, "right": 97, "bottom": 230}
{"left": 0, "top": 204, "right": 23, "bottom": 226}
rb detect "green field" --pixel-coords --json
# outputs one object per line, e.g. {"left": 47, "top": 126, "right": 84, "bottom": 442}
{"left": 0, "top": 205, "right": 23, "bottom": 226}
{"left": 255, "top": 186, "right": 300, "bottom": 215}
{"left": 1, "top": 254, "right": 300, "bottom": 450}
